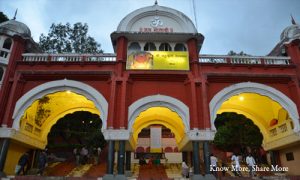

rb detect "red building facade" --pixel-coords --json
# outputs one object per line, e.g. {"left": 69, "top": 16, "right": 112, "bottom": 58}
{"left": 0, "top": 3, "right": 300, "bottom": 177}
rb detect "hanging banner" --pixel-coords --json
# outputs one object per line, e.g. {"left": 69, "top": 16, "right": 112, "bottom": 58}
{"left": 150, "top": 126, "right": 162, "bottom": 153}
{"left": 126, "top": 51, "right": 189, "bottom": 70}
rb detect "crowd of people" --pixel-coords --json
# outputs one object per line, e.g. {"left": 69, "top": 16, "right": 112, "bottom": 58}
{"left": 73, "top": 146, "right": 102, "bottom": 166}
{"left": 15, "top": 149, "right": 48, "bottom": 176}
{"left": 178, "top": 152, "right": 258, "bottom": 178}
{"left": 15, "top": 146, "right": 102, "bottom": 176}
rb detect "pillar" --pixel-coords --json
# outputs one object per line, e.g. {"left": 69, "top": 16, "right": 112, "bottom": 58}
{"left": 125, "top": 151, "right": 131, "bottom": 171}
{"left": 0, "top": 138, "right": 10, "bottom": 175}
{"left": 203, "top": 141, "right": 211, "bottom": 174}
{"left": 106, "top": 140, "right": 115, "bottom": 174}
{"left": 192, "top": 141, "right": 200, "bottom": 174}
{"left": 270, "top": 150, "right": 277, "bottom": 166}
{"left": 117, "top": 140, "right": 125, "bottom": 174}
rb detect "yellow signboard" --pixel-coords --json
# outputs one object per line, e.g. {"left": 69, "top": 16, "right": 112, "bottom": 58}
{"left": 126, "top": 51, "right": 189, "bottom": 70}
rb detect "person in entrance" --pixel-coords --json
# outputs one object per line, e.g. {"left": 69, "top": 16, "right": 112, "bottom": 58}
{"left": 15, "top": 152, "right": 30, "bottom": 175}
{"left": 182, "top": 161, "right": 189, "bottom": 178}
{"left": 210, "top": 153, "right": 218, "bottom": 178}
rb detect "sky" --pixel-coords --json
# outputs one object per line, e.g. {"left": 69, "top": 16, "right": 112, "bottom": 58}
{"left": 1, "top": 0, "right": 300, "bottom": 56}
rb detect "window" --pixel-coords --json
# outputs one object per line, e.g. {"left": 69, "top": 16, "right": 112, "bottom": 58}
{"left": 144, "top": 42, "right": 156, "bottom": 51}
{"left": 3, "top": 38, "right": 12, "bottom": 50}
{"left": 159, "top": 43, "right": 172, "bottom": 51}
{"left": 174, "top": 43, "right": 187, "bottom": 51}
{"left": 286, "top": 152, "right": 294, "bottom": 161}
{"left": 128, "top": 42, "right": 141, "bottom": 52}
{"left": 0, "top": 67, "right": 3, "bottom": 81}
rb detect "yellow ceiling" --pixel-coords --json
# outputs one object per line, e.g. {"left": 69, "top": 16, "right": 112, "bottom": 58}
{"left": 217, "top": 93, "right": 289, "bottom": 138}
{"left": 19, "top": 91, "right": 100, "bottom": 146}
{"left": 132, "top": 107, "right": 185, "bottom": 146}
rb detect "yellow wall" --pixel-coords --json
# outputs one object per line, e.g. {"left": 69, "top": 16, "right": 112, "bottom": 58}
{"left": 279, "top": 144, "right": 300, "bottom": 175}
{"left": 4, "top": 141, "right": 30, "bottom": 175}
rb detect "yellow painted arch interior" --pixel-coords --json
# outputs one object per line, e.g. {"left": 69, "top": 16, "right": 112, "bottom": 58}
{"left": 132, "top": 107, "right": 186, "bottom": 147}
{"left": 19, "top": 91, "right": 101, "bottom": 148}
{"left": 216, "top": 93, "right": 292, "bottom": 141}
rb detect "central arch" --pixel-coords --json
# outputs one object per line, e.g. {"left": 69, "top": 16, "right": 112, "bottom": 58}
{"left": 128, "top": 95, "right": 190, "bottom": 149}
{"left": 128, "top": 94, "right": 190, "bottom": 132}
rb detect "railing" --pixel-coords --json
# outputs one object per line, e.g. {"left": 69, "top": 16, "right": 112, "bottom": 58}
{"left": 199, "top": 55, "right": 291, "bottom": 65}
{"left": 268, "top": 120, "right": 293, "bottom": 138}
{"left": 22, "top": 53, "right": 117, "bottom": 62}
{"left": 22, "top": 53, "right": 291, "bottom": 65}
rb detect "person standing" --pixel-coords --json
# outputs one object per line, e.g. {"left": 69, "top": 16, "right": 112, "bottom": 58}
{"left": 181, "top": 161, "right": 189, "bottom": 178}
{"left": 246, "top": 153, "right": 256, "bottom": 177}
{"left": 73, "top": 147, "right": 80, "bottom": 166}
{"left": 37, "top": 150, "right": 47, "bottom": 175}
{"left": 16, "top": 152, "right": 29, "bottom": 175}
{"left": 210, "top": 153, "right": 218, "bottom": 178}
{"left": 80, "top": 146, "right": 89, "bottom": 164}
{"left": 231, "top": 153, "right": 241, "bottom": 176}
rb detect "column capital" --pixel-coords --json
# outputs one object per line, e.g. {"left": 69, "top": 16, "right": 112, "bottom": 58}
{"left": 102, "top": 129, "right": 130, "bottom": 140}
{"left": 187, "top": 129, "right": 215, "bottom": 141}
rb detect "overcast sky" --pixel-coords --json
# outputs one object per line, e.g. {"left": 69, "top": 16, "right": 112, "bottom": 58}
{"left": 1, "top": 0, "right": 300, "bottom": 55}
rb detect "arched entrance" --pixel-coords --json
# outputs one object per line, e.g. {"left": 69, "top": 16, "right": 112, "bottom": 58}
{"left": 127, "top": 95, "right": 190, "bottom": 178}
{"left": 3, "top": 80, "right": 108, "bottom": 175}
{"left": 128, "top": 95, "right": 190, "bottom": 149}
{"left": 209, "top": 82, "right": 300, "bottom": 150}
{"left": 12, "top": 79, "right": 108, "bottom": 133}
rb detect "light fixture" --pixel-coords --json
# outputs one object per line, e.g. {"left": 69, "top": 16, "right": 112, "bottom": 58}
{"left": 66, "top": 90, "right": 71, "bottom": 94}
{"left": 239, "top": 96, "right": 244, "bottom": 101}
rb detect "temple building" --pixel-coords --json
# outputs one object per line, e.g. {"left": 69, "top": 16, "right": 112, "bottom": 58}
{"left": 0, "top": 2, "right": 300, "bottom": 178}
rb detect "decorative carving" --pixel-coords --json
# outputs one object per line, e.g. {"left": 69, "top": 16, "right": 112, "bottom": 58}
{"left": 34, "top": 96, "right": 51, "bottom": 127}
{"left": 150, "top": 16, "right": 163, "bottom": 27}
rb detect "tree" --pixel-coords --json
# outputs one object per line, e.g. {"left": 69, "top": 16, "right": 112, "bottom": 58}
{"left": 213, "top": 112, "right": 263, "bottom": 152}
{"left": 39, "top": 22, "right": 103, "bottom": 53}
{"left": 0, "top": 12, "right": 9, "bottom": 23}
{"left": 228, "top": 50, "right": 251, "bottom": 56}
{"left": 47, "top": 111, "right": 106, "bottom": 149}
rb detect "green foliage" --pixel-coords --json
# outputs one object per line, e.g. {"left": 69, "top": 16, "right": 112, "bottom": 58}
{"left": 228, "top": 50, "right": 251, "bottom": 56}
{"left": 47, "top": 111, "right": 106, "bottom": 149}
{"left": 39, "top": 22, "right": 103, "bottom": 53}
{"left": 0, "top": 12, "right": 9, "bottom": 23}
{"left": 213, "top": 112, "right": 263, "bottom": 151}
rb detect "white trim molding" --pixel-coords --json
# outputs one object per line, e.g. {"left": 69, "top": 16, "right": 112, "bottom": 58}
{"left": 102, "top": 129, "right": 130, "bottom": 140}
{"left": 117, "top": 5, "right": 197, "bottom": 33}
{"left": 0, "top": 127, "right": 45, "bottom": 149}
{"left": 128, "top": 94, "right": 190, "bottom": 132}
{"left": 187, "top": 129, "right": 215, "bottom": 141}
{"left": 12, "top": 79, "right": 108, "bottom": 130}
{"left": 209, "top": 82, "right": 300, "bottom": 133}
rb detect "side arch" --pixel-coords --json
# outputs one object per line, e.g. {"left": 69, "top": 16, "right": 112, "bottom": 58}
{"left": 128, "top": 94, "right": 190, "bottom": 132}
{"left": 209, "top": 82, "right": 300, "bottom": 133}
{"left": 12, "top": 79, "right": 108, "bottom": 130}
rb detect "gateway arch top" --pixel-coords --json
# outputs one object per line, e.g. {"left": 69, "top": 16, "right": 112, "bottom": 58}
{"left": 117, "top": 4, "right": 197, "bottom": 33}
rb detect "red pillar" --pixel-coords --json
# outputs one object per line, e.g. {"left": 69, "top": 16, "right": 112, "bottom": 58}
{"left": 288, "top": 77, "right": 300, "bottom": 118}
{"left": 0, "top": 36, "right": 26, "bottom": 127}
{"left": 285, "top": 41, "right": 300, "bottom": 79}
{"left": 187, "top": 38, "right": 201, "bottom": 129}
{"left": 119, "top": 79, "right": 128, "bottom": 129}
{"left": 201, "top": 75, "right": 211, "bottom": 129}
{"left": 109, "top": 36, "right": 128, "bottom": 129}
{"left": 190, "top": 80, "right": 199, "bottom": 129}
{"left": 187, "top": 38, "right": 199, "bottom": 76}
{"left": 107, "top": 76, "right": 116, "bottom": 129}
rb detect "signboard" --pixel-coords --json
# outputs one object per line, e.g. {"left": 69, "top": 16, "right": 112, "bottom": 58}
{"left": 126, "top": 51, "right": 189, "bottom": 70}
